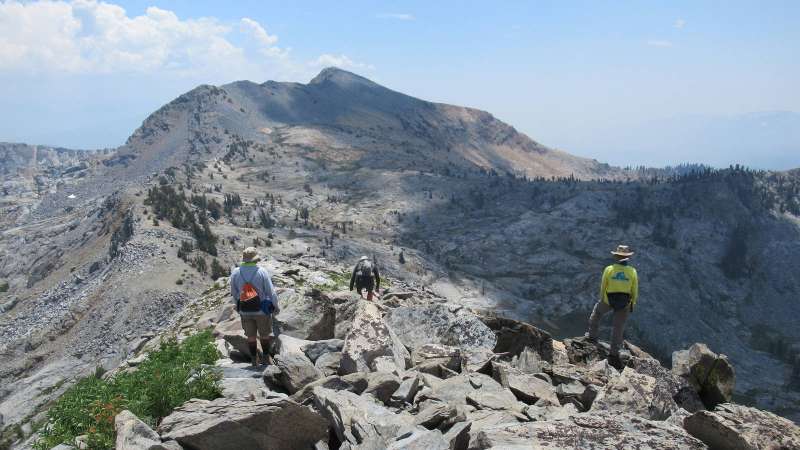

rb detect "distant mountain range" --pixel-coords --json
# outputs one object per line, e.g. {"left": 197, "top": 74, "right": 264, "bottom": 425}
{"left": 560, "top": 111, "right": 800, "bottom": 170}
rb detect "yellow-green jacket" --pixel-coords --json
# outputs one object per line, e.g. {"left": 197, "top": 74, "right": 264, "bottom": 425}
{"left": 600, "top": 263, "right": 638, "bottom": 307}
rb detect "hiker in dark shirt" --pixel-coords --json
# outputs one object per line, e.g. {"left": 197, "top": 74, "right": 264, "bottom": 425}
{"left": 349, "top": 256, "right": 380, "bottom": 301}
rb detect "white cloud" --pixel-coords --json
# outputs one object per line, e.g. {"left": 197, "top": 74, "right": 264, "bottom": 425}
{"left": 376, "top": 13, "right": 415, "bottom": 21}
{"left": 647, "top": 39, "right": 673, "bottom": 48}
{"left": 240, "top": 17, "right": 277, "bottom": 47}
{"left": 674, "top": 18, "right": 686, "bottom": 29}
{"left": 311, "top": 54, "right": 375, "bottom": 71}
{"left": 0, "top": 0, "right": 369, "bottom": 81}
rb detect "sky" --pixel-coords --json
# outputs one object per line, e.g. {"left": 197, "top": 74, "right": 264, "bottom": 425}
{"left": 1, "top": 0, "right": 798, "bottom": 169}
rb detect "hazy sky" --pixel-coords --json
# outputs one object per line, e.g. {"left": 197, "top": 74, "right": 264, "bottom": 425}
{"left": 1, "top": 0, "right": 798, "bottom": 168}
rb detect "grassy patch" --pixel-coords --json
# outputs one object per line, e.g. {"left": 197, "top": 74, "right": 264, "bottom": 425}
{"left": 323, "top": 270, "right": 351, "bottom": 290}
{"left": 34, "top": 331, "right": 221, "bottom": 450}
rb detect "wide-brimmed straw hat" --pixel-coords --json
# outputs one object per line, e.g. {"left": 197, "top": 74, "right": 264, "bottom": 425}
{"left": 242, "top": 247, "right": 260, "bottom": 263}
{"left": 611, "top": 244, "right": 634, "bottom": 260}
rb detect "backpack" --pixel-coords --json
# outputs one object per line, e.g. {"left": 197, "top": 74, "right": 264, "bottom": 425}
{"left": 357, "top": 259, "right": 374, "bottom": 282}
{"left": 238, "top": 269, "right": 262, "bottom": 313}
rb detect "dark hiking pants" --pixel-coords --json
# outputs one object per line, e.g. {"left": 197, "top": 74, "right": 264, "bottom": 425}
{"left": 587, "top": 301, "right": 630, "bottom": 355}
{"left": 356, "top": 278, "right": 375, "bottom": 301}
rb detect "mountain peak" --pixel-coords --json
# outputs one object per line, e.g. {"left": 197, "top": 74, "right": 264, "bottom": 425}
{"left": 308, "top": 67, "right": 378, "bottom": 88}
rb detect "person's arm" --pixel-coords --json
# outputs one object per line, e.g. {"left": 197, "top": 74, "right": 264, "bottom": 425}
{"left": 630, "top": 268, "right": 639, "bottom": 310}
{"left": 230, "top": 269, "right": 239, "bottom": 307}
{"left": 373, "top": 264, "right": 381, "bottom": 291}
{"left": 261, "top": 269, "right": 279, "bottom": 314}
{"left": 599, "top": 266, "right": 610, "bottom": 304}
{"left": 349, "top": 265, "right": 358, "bottom": 291}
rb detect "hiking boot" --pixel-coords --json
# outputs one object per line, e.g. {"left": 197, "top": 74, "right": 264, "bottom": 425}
{"left": 251, "top": 353, "right": 260, "bottom": 367}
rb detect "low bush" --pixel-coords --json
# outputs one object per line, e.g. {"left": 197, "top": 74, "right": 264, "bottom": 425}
{"left": 35, "top": 331, "right": 221, "bottom": 450}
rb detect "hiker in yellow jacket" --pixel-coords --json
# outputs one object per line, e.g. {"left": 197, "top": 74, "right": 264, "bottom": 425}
{"left": 587, "top": 244, "right": 639, "bottom": 364}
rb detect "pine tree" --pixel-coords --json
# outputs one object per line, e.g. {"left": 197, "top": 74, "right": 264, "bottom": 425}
{"left": 210, "top": 258, "right": 228, "bottom": 280}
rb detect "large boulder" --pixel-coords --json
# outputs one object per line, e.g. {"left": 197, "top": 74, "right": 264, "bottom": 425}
{"left": 220, "top": 378, "right": 271, "bottom": 400}
{"left": 479, "top": 314, "right": 554, "bottom": 362}
{"left": 491, "top": 361, "right": 560, "bottom": 406}
{"left": 413, "top": 402, "right": 457, "bottom": 429}
{"left": 290, "top": 374, "right": 366, "bottom": 404}
{"left": 386, "top": 427, "right": 449, "bottom": 450}
{"left": 592, "top": 366, "right": 677, "bottom": 420}
{"left": 314, "top": 351, "right": 342, "bottom": 377}
{"left": 628, "top": 355, "right": 704, "bottom": 413}
{"left": 115, "top": 410, "right": 181, "bottom": 450}
{"left": 564, "top": 336, "right": 614, "bottom": 365}
{"left": 385, "top": 304, "right": 496, "bottom": 361}
{"left": 215, "top": 317, "right": 250, "bottom": 357}
{"left": 273, "top": 289, "right": 335, "bottom": 340}
{"left": 390, "top": 373, "right": 421, "bottom": 406}
{"left": 363, "top": 371, "right": 402, "bottom": 404}
{"left": 419, "top": 373, "right": 520, "bottom": 412}
{"left": 338, "top": 302, "right": 411, "bottom": 374}
{"left": 444, "top": 421, "right": 471, "bottom": 450}
{"left": 325, "top": 290, "right": 362, "bottom": 339}
{"left": 311, "top": 386, "right": 414, "bottom": 447}
{"left": 464, "top": 409, "right": 526, "bottom": 448}
{"left": 273, "top": 353, "right": 322, "bottom": 394}
{"left": 672, "top": 343, "right": 735, "bottom": 409}
{"left": 302, "top": 339, "right": 344, "bottom": 363}
{"left": 158, "top": 397, "right": 328, "bottom": 450}
{"left": 411, "top": 344, "right": 464, "bottom": 373}
{"left": 511, "top": 347, "right": 546, "bottom": 373}
{"left": 684, "top": 403, "right": 800, "bottom": 450}
{"left": 523, "top": 403, "right": 579, "bottom": 421}
{"left": 472, "top": 412, "right": 706, "bottom": 449}
{"left": 274, "top": 334, "right": 312, "bottom": 356}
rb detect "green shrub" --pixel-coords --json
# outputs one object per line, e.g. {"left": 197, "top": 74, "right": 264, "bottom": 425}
{"left": 0, "top": 281, "right": 8, "bottom": 292}
{"left": 35, "top": 331, "right": 221, "bottom": 450}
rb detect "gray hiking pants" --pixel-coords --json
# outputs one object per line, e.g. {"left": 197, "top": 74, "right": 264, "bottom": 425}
{"left": 587, "top": 301, "right": 630, "bottom": 355}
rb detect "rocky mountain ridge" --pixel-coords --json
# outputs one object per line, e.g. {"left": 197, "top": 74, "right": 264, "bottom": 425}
{"left": 20, "top": 258, "right": 800, "bottom": 449}
{"left": 1, "top": 68, "right": 799, "bottom": 445}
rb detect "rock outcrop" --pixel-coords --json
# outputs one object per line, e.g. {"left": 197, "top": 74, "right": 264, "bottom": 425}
{"left": 684, "top": 403, "right": 800, "bottom": 450}
{"left": 272, "top": 353, "right": 322, "bottom": 394}
{"left": 158, "top": 397, "right": 328, "bottom": 450}
{"left": 672, "top": 343, "right": 736, "bottom": 409}
{"left": 274, "top": 289, "right": 335, "bottom": 340}
{"left": 312, "top": 386, "right": 413, "bottom": 448}
{"left": 472, "top": 412, "right": 707, "bottom": 449}
{"left": 386, "top": 304, "right": 496, "bottom": 363}
{"left": 338, "top": 302, "right": 411, "bottom": 374}
{"left": 84, "top": 267, "right": 800, "bottom": 450}
{"left": 115, "top": 410, "right": 181, "bottom": 450}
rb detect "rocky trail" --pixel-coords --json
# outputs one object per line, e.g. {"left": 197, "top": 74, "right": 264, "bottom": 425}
{"left": 23, "top": 257, "right": 800, "bottom": 449}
